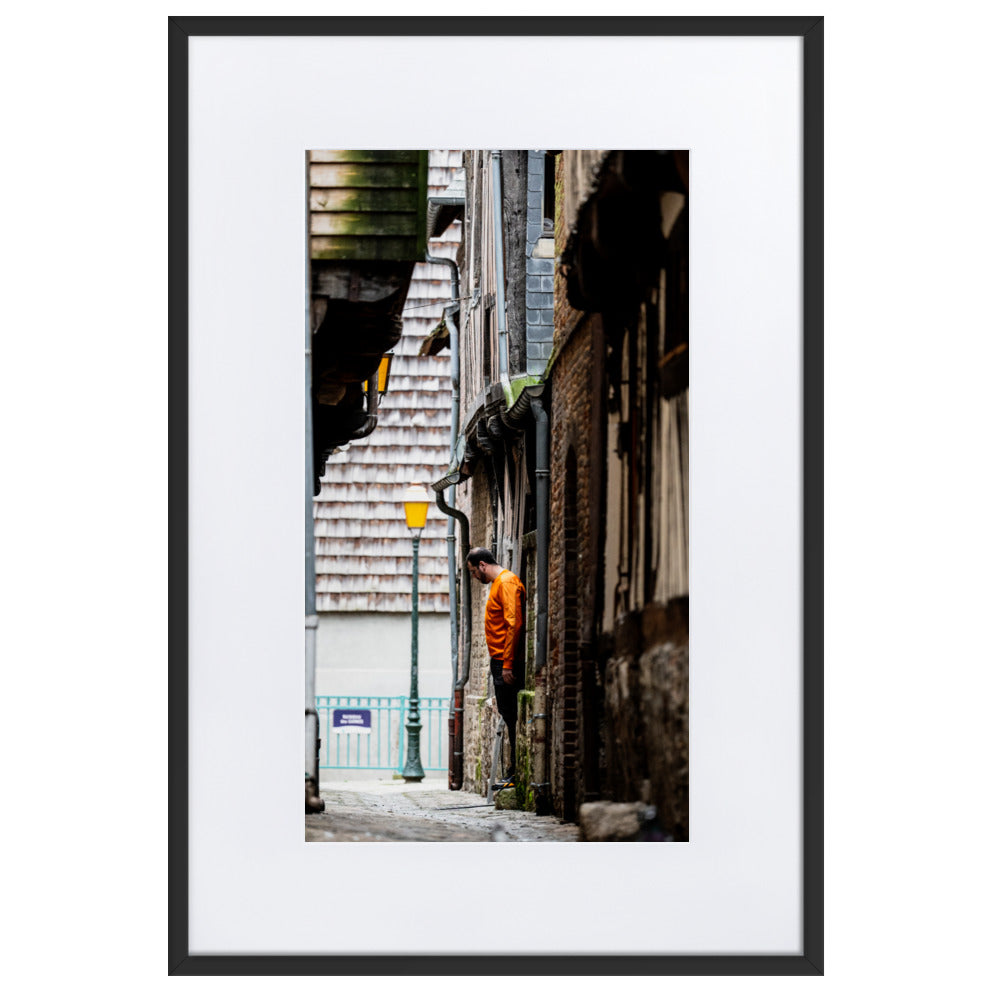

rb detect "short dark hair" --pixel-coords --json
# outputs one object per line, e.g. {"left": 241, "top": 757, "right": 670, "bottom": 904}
{"left": 466, "top": 547, "right": 497, "bottom": 567}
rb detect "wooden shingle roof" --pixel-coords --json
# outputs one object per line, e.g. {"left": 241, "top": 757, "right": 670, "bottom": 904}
{"left": 314, "top": 149, "right": 461, "bottom": 613}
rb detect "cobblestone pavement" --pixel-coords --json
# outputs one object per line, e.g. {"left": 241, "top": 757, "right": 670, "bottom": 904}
{"left": 305, "top": 778, "right": 580, "bottom": 842}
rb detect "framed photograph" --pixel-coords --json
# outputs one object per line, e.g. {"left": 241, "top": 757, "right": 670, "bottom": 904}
{"left": 171, "top": 16, "right": 823, "bottom": 973}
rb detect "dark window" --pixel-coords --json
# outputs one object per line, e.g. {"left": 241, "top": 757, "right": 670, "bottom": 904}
{"left": 543, "top": 152, "right": 557, "bottom": 236}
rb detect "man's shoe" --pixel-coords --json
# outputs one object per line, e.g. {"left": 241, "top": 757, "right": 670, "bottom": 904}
{"left": 491, "top": 777, "right": 515, "bottom": 791}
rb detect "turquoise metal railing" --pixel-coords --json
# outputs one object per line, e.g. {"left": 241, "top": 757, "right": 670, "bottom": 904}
{"left": 316, "top": 695, "right": 450, "bottom": 772}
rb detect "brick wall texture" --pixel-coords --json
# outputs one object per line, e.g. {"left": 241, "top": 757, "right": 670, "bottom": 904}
{"left": 547, "top": 315, "right": 600, "bottom": 819}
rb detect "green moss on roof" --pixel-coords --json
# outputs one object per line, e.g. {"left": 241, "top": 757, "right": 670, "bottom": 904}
{"left": 503, "top": 374, "right": 544, "bottom": 408}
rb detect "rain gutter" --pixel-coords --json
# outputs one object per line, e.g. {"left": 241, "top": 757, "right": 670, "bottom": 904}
{"left": 304, "top": 169, "right": 323, "bottom": 813}
{"left": 352, "top": 377, "right": 380, "bottom": 440}
{"left": 431, "top": 465, "right": 472, "bottom": 790}
{"left": 528, "top": 390, "right": 552, "bottom": 813}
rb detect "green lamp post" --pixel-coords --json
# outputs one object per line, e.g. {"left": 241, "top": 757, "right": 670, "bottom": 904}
{"left": 401, "top": 482, "right": 429, "bottom": 781}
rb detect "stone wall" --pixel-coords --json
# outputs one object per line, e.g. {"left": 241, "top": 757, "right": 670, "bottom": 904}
{"left": 605, "top": 600, "right": 689, "bottom": 840}
{"left": 459, "top": 466, "right": 495, "bottom": 793}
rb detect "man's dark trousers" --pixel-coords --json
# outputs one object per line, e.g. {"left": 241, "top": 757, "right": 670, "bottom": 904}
{"left": 490, "top": 658, "right": 524, "bottom": 777}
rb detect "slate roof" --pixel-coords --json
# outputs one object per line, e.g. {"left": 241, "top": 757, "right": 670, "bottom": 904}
{"left": 314, "top": 149, "right": 461, "bottom": 613}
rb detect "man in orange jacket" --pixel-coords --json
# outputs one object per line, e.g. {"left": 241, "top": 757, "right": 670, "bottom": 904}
{"left": 467, "top": 546, "right": 526, "bottom": 790}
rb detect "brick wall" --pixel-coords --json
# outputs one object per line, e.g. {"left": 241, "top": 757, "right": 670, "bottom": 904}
{"left": 547, "top": 318, "right": 601, "bottom": 819}
{"left": 548, "top": 151, "right": 688, "bottom": 835}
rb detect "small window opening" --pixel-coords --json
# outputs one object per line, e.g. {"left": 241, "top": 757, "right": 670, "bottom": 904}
{"left": 543, "top": 152, "right": 557, "bottom": 237}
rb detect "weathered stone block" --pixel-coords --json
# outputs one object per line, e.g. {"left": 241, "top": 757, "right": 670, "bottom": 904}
{"left": 532, "top": 238, "right": 555, "bottom": 258}
{"left": 638, "top": 639, "right": 688, "bottom": 840}
{"left": 577, "top": 801, "right": 650, "bottom": 841}
{"left": 601, "top": 601, "right": 688, "bottom": 839}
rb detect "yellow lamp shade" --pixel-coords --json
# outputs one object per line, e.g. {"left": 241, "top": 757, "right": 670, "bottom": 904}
{"left": 403, "top": 482, "right": 430, "bottom": 529}
{"left": 377, "top": 353, "right": 393, "bottom": 394}
{"left": 363, "top": 353, "right": 393, "bottom": 396}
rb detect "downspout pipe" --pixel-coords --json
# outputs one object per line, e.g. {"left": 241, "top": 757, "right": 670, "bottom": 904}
{"left": 305, "top": 376, "right": 322, "bottom": 815}
{"left": 353, "top": 377, "right": 380, "bottom": 439}
{"left": 529, "top": 392, "right": 552, "bottom": 813}
{"left": 445, "top": 475, "right": 458, "bottom": 784}
{"left": 426, "top": 250, "right": 462, "bottom": 787}
{"left": 426, "top": 250, "right": 460, "bottom": 483}
{"left": 305, "top": 161, "right": 324, "bottom": 814}
{"left": 433, "top": 483, "right": 471, "bottom": 790}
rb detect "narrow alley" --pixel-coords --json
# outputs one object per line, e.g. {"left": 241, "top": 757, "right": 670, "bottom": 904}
{"left": 305, "top": 149, "right": 690, "bottom": 841}
{"left": 305, "top": 779, "right": 579, "bottom": 843}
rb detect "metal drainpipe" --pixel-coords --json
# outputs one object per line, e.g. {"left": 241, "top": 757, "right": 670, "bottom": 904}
{"left": 305, "top": 352, "right": 323, "bottom": 812}
{"left": 445, "top": 483, "right": 457, "bottom": 782}
{"left": 433, "top": 486, "right": 471, "bottom": 789}
{"left": 529, "top": 393, "right": 551, "bottom": 814}
{"left": 304, "top": 161, "right": 324, "bottom": 813}
{"left": 491, "top": 151, "right": 509, "bottom": 383}
{"left": 426, "top": 251, "right": 462, "bottom": 788}
{"left": 350, "top": 377, "right": 380, "bottom": 440}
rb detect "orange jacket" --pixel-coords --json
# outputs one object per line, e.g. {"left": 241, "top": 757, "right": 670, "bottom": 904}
{"left": 484, "top": 569, "right": 525, "bottom": 670}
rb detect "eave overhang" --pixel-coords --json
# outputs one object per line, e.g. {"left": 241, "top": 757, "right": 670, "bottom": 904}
{"left": 433, "top": 375, "right": 546, "bottom": 492}
{"left": 562, "top": 150, "right": 689, "bottom": 314}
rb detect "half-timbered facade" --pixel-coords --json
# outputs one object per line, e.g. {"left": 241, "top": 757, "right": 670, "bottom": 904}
{"left": 440, "top": 150, "right": 689, "bottom": 837}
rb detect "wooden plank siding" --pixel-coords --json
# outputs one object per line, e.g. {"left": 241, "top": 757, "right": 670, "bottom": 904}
{"left": 309, "top": 150, "right": 421, "bottom": 164}
{"left": 308, "top": 150, "right": 428, "bottom": 261}
{"left": 313, "top": 150, "right": 461, "bottom": 613}
{"left": 310, "top": 189, "right": 420, "bottom": 213}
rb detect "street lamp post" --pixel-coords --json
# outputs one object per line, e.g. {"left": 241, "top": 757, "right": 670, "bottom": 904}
{"left": 401, "top": 482, "right": 429, "bottom": 781}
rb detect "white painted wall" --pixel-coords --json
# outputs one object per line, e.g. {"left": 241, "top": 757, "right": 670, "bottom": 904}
{"left": 315, "top": 612, "right": 453, "bottom": 699}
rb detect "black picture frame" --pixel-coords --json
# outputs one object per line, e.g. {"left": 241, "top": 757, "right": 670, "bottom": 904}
{"left": 169, "top": 15, "right": 823, "bottom": 975}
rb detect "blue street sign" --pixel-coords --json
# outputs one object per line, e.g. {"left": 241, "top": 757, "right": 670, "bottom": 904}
{"left": 332, "top": 709, "right": 372, "bottom": 733}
